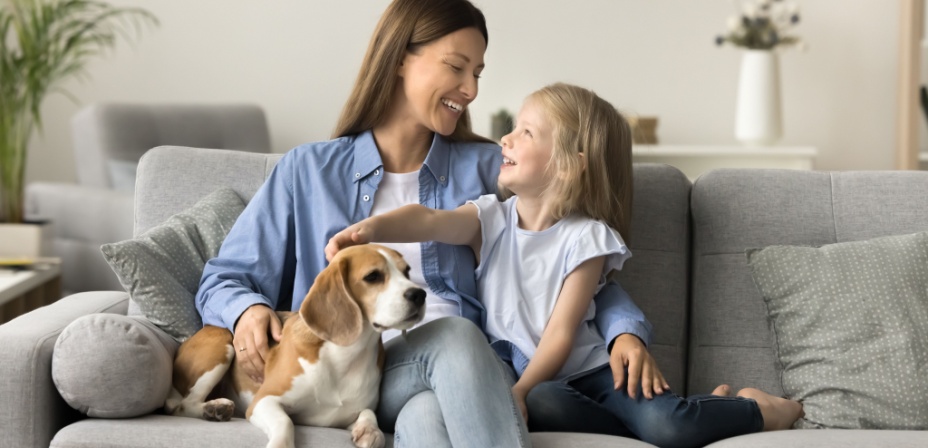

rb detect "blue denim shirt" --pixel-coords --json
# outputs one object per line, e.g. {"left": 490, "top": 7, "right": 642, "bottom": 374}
{"left": 196, "top": 130, "right": 652, "bottom": 348}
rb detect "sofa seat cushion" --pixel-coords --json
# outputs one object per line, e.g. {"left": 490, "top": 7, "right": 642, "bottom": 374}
{"left": 747, "top": 230, "right": 928, "bottom": 430}
{"left": 50, "top": 415, "right": 656, "bottom": 448}
{"left": 704, "top": 428, "right": 928, "bottom": 448}
{"left": 50, "top": 415, "right": 367, "bottom": 448}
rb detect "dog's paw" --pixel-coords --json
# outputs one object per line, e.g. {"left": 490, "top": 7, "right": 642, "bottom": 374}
{"left": 351, "top": 422, "right": 385, "bottom": 448}
{"left": 203, "top": 398, "right": 234, "bottom": 422}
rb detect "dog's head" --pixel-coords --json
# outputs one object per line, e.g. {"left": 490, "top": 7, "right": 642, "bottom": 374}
{"left": 300, "top": 244, "right": 426, "bottom": 346}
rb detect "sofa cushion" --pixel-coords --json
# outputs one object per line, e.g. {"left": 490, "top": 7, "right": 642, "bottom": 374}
{"left": 50, "top": 415, "right": 652, "bottom": 448}
{"left": 101, "top": 188, "right": 244, "bottom": 341}
{"left": 52, "top": 314, "right": 178, "bottom": 418}
{"left": 747, "top": 231, "right": 928, "bottom": 429}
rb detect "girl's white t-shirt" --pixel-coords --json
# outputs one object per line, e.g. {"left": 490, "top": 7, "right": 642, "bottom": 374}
{"left": 469, "top": 194, "right": 631, "bottom": 381}
{"left": 370, "top": 171, "right": 459, "bottom": 342}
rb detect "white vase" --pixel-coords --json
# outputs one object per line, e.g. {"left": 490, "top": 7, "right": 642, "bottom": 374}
{"left": 735, "top": 50, "right": 782, "bottom": 145}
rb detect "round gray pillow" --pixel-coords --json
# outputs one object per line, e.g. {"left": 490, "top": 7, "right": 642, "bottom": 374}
{"left": 52, "top": 314, "right": 178, "bottom": 418}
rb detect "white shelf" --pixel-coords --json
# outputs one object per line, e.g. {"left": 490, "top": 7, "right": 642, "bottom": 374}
{"left": 632, "top": 145, "right": 818, "bottom": 181}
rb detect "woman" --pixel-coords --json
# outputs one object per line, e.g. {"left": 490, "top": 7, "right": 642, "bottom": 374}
{"left": 196, "top": 0, "right": 666, "bottom": 446}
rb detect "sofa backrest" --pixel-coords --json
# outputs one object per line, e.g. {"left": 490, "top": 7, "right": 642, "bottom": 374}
{"left": 73, "top": 103, "right": 272, "bottom": 190}
{"left": 136, "top": 147, "right": 695, "bottom": 390}
{"left": 688, "top": 169, "right": 928, "bottom": 395}
{"left": 136, "top": 146, "right": 282, "bottom": 235}
{"left": 615, "top": 164, "right": 692, "bottom": 393}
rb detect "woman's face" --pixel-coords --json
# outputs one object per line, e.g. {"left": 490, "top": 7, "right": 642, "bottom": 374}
{"left": 397, "top": 27, "right": 486, "bottom": 136}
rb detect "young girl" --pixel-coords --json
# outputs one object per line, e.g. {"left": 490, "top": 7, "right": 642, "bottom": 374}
{"left": 326, "top": 83, "right": 803, "bottom": 447}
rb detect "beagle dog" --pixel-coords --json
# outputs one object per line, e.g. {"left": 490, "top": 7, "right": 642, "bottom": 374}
{"left": 165, "top": 244, "right": 426, "bottom": 448}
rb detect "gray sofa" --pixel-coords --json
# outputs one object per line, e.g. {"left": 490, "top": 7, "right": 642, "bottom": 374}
{"left": 2, "top": 145, "right": 926, "bottom": 447}
{"left": 25, "top": 103, "right": 272, "bottom": 295}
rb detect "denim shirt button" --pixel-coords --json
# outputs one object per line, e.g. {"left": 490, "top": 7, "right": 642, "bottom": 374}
{"left": 374, "top": 169, "right": 380, "bottom": 176}
{"left": 355, "top": 172, "right": 361, "bottom": 178}
{"left": 439, "top": 175, "right": 446, "bottom": 182}
{"left": 363, "top": 195, "right": 370, "bottom": 201}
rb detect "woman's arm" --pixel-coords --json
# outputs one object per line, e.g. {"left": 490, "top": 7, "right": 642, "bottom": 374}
{"left": 511, "top": 256, "right": 605, "bottom": 419}
{"left": 325, "top": 203, "right": 481, "bottom": 260}
{"left": 196, "top": 155, "right": 295, "bottom": 381}
{"left": 594, "top": 283, "right": 669, "bottom": 399}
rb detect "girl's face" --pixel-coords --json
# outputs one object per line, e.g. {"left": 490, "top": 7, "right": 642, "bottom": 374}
{"left": 397, "top": 27, "right": 486, "bottom": 136}
{"left": 498, "top": 97, "right": 555, "bottom": 198}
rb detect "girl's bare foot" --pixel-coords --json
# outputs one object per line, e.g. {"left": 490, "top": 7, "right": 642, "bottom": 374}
{"left": 737, "top": 388, "right": 804, "bottom": 431}
{"left": 711, "top": 384, "right": 732, "bottom": 396}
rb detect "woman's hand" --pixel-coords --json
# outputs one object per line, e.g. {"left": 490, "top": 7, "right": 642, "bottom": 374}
{"left": 325, "top": 222, "right": 376, "bottom": 262}
{"left": 233, "top": 304, "right": 283, "bottom": 383}
{"left": 511, "top": 385, "right": 529, "bottom": 423}
{"left": 609, "top": 333, "right": 669, "bottom": 399}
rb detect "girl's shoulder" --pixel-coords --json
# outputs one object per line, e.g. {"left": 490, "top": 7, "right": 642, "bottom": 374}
{"left": 565, "top": 217, "right": 631, "bottom": 271}
{"left": 562, "top": 215, "right": 625, "bottom": 244}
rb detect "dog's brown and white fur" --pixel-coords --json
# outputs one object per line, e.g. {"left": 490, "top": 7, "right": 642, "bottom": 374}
{"left": 165, "top": 244, "right": 426, "bottom": 448}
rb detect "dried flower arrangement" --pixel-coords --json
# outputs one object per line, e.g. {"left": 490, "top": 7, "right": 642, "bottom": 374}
{"left": 715, "top": 0, "right": 803, "bottom": 51}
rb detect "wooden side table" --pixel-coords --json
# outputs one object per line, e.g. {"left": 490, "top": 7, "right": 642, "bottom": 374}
{"left": 633, "top": 145, "right": 818, "bottom": 181}
{"left": 0, "top": 265, "right": 62, "bottom": 324}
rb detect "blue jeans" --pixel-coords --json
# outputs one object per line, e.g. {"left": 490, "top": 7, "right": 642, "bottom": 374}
{"left": 376, "top": 317, "right": 530, "bottom": 448}
{"left": 525, "top": 365, "right": 764, "bottom": 448}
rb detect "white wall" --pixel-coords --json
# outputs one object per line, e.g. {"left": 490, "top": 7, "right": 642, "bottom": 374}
{"left": 26, "top": 0, "right": 901, "bottom": 184}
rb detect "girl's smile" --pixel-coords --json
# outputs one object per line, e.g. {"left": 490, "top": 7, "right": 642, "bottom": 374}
{"left": 498, "top": 98, "right": 553, "bottom": 198}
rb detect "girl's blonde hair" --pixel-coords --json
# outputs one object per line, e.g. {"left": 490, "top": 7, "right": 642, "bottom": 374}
{"left": 333, "top": 0, "right": 492, "bottom": 143}
{"left": 503, "top": 83, "right": 634, "bottom": 239}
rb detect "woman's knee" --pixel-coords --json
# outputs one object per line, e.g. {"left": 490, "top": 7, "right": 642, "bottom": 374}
{"left": 393, "top": 391, "right": 452, "bottom": 448}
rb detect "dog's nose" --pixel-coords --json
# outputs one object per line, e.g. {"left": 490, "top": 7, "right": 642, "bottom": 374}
{"left": 405, "top": 288, "right": 425, "bottom": 307}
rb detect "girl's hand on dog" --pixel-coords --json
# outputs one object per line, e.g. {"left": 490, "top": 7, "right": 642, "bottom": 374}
{"left": 326, "top": 222, "right": 376, "bottom": 261}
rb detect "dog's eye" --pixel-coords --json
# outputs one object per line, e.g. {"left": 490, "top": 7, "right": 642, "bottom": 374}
{"left": 404, "top": 266, "right": 411, "bottom": 279}
{"left": 363, "top": 270, "right": 384, "bottom": 283}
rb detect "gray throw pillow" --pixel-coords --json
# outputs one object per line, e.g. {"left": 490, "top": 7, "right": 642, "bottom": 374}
{"left": 101, "top": 188, "right": 245, "bottom": 341}
{"left": 747, "top": 231, "right": 928, "bottom": 430}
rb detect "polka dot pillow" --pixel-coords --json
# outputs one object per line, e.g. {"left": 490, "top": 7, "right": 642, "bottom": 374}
{"left": 101, "top": 188, "right": 245, "bottom": 342}
{"left": 747, "top": 231, "right": 928, "bottom": 430}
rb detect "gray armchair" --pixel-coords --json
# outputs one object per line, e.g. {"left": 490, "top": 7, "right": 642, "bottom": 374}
{"left": 26, "top": 103, "right": 272, "bottom": 295}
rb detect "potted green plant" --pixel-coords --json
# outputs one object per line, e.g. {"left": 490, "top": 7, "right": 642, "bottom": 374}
{"left": 0, "top": 0, "right": 157, "bottom": 228}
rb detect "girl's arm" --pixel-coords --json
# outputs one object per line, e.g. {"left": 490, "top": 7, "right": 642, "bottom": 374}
{"left": 511, "top": 256, "right": 605, "bottom": 412}
{"left": 325, "top": 203, "right": 481, "bottom": 261}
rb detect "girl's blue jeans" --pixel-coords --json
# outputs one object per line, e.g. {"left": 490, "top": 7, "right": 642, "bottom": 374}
{"left": 525, "top": 365, "right": 765, "bottom": 448}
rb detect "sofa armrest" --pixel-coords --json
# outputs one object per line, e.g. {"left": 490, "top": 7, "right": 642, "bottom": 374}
{"left": 0, "top": 291, "right": 129, "bottom": 448}
{"left": 25, "top": 182, "right": 134, "bottom": 293}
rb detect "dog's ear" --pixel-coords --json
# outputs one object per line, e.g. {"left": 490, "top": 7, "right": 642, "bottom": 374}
{"left": 300, "top": 257, "right": 364, "bottom": 346}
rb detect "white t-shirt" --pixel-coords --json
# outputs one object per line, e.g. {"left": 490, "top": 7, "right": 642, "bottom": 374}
{"left": 371, "top": 171, "right": 460, "bottom": 342}
{"left": 470, "top": 194, "right": 631, "bottom": 381}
